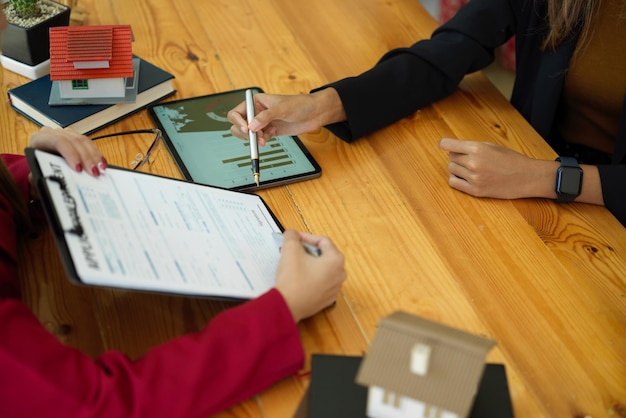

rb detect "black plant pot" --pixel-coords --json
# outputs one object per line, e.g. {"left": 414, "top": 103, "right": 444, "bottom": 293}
{"left": 2, "top": 1, "right": 71, "bottom": 66}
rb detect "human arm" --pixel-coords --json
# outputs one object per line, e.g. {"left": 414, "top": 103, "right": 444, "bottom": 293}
{"left": 438, "top": 138, "right": 605, "bottom": 204}
{"left": 0, "top": 289, "right": 303, "bottom": 418}
{"left": 316, "top": 0, "right": 517, "bottom": 142}
{"left": 0, "top": 228, "right": 345, "bottom": 417}
{"left": 228, "top": 0, "right": 517, "bottom": 144}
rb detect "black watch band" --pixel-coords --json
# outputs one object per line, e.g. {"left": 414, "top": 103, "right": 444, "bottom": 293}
{"left": 555, "top": 156, "right": 583, "bottom": 203}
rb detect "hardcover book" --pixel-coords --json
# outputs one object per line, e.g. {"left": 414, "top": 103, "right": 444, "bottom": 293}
{"left": 8, "top": 56, "right": 175, "bottom": 135}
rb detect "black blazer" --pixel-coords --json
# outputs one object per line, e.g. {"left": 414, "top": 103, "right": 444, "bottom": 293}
{"left": 319, "top": 0, "right": 626, "bottom": 225}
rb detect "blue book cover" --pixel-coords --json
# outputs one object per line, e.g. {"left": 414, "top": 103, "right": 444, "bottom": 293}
{"left": 7, "top": 56, "right": 175, "bottom": 136}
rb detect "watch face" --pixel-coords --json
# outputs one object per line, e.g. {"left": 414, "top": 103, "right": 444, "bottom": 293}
{"left": 557, "top": 166, "right": 583, "bottom": 195}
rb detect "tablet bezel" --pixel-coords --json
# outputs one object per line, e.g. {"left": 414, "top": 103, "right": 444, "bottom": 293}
{"left": 147, "top": 87, "right": 322, "bottom": 191}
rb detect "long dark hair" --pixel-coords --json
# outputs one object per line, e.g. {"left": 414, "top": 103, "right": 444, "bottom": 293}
{"left": 0, "top": 159, "right": 32, "bottom": 232}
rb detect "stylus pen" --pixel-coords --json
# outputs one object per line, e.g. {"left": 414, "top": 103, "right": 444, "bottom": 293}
{"left": 245, "top": 89, "right": 260, "bottom": 186}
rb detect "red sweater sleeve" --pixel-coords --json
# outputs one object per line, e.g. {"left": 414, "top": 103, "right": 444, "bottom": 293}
{"left": 0, "top": 289, "right": 304, "bottom": 418}
{"left": 1, "top": 155, "right": 305, "bottom": 418}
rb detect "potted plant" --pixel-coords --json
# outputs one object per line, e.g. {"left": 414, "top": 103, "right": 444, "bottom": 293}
{"left": 1, "top": 0, "right": 70, "bottom": 71}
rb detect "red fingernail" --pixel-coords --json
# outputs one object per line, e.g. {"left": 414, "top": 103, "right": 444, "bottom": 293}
{"left": 92, "top": 166, "right": 100, "bottom": 176}
{"left": 101, "top": 157, "right": 108, "bottom": 169}
{"left": 75, "top": 163, "right": 83, "bottom": 172}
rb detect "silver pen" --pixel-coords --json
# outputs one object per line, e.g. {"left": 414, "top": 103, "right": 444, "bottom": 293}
{"left": 245, "top": 89, "right": 260, "bottom": 186}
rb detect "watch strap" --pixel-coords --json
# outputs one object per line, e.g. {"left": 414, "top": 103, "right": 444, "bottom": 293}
{"left": 555, "top": 156, "right": 579, "bottom": 168}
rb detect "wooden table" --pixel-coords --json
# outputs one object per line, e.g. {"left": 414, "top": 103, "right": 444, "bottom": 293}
{"left": 2, "top": 0, "right": 625, "bottom": 417}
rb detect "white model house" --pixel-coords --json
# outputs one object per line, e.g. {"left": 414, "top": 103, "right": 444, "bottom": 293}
{"left": 356, "top": 311, "right": 495, "bottom": 418}
{"left": 49, "top": 25, "right": 134, "bottom": 100}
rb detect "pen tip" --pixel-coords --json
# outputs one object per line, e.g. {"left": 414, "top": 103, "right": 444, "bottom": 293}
{"left": 254, "top": 174, "right": 260, "bottom": 187}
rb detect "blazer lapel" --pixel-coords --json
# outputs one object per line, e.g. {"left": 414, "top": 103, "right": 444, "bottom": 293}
{"left": 611, "top": 95, "right": 626, "bottom": 163}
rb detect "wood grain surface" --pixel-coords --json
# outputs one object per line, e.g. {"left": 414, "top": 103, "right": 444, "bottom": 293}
{"left": 3, "top": 0, "right": 625, "bottom": 417}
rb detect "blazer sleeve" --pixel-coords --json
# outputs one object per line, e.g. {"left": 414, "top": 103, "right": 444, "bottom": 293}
{"left": 597, "top": 165, "right": 626, "bottom": 226}
{"left": 0, "top": 288, "right": 304, "bottom": 418}
{"left": 316, "top": 0, "right": 518, "bottom": 142}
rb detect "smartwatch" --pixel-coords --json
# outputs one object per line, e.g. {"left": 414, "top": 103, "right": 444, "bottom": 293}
{"left": 555, "top": 157, "right": 583, "bottom": 202}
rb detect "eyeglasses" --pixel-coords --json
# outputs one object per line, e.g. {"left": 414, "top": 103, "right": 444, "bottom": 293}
{"left": 91, "top": 129, "right": 163, "bottom": 170}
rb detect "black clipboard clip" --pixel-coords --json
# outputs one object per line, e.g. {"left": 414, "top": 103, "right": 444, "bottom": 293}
{"left": 45, "top": 175, "right": 85, "bottom": 237}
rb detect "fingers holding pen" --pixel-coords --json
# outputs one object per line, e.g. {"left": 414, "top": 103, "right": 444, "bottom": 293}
{"left": 275, "top": 229, "right": 346, "bottom": 322}
{"left": 227, "top": 94, "right": 271, "bottom": 146}
{"left": 229, "top": 92, "right": 329, "bottom": 145}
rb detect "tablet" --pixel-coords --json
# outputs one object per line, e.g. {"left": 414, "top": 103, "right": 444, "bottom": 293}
{"left": 148, "top": 87, "right": 322, "bottom": 191}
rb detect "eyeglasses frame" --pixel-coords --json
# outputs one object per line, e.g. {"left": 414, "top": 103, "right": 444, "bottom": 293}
{"left": 91, "top": 128, "right": 163, "bottom": 170}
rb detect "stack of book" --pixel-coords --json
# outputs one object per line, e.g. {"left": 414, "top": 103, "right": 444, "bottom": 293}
{"left": 7, "top": 56, "right": 175, "bottom": 135}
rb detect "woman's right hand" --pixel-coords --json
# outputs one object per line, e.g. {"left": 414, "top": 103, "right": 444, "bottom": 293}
{"left": 274, "top": 229, "right": 347, "bottom": 322}
{"left": 227, "top": 88, "right": 346, "bottom": 146}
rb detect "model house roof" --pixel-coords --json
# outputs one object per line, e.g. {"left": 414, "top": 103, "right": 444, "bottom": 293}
{"left": 49, "top": 25, "right": 134, "bottom": 81}
{"left": 356, "top": 311, "right": 495, "bottom": 417}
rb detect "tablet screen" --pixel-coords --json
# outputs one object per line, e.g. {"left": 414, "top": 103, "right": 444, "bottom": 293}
{"left": 148, "top": 87, "right": 321, "bottom": 191}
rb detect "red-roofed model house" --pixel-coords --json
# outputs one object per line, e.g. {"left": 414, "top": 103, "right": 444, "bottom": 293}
{"left": 49, "top": 25, "right": 134, "bottom": 100}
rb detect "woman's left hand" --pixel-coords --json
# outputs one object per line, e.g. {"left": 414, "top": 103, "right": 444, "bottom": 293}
{"left": 30, "top": 127, "right": 106, "bottom": 177}
{"left": 438, "top": 138, "right": 557, "bottom": 199}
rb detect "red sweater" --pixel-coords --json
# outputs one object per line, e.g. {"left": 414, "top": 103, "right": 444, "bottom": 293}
{"left": 0, "top": 155, "right": 304, "bottom": 418}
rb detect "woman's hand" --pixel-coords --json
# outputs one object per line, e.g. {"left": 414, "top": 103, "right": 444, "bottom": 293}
{"left": 227, "top": 88, "right": 346, "bottom": 146}
{"left": 274, "top": 229, "right": 346, "bottom": 322}
{"left": 28, "top": 127, "right": 106, "bottom": 200}
{"left": 438, "top": 138, "right": 558, "bottom": 199}
{"left": 30, "top": 127, "right": 106, "bottom": 177}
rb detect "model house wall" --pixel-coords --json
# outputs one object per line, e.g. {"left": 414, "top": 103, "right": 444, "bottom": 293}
{"left": 366, "top": 385, "right": 460, "bottom": 418}
{"left": 58, "top": 78, "right": 127, "bottom": 99}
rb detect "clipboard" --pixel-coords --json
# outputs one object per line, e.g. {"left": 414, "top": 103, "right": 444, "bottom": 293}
{"left": 26, "top": 148, "right": 285, "bottom": 300}
{"left": 147, "top": 87, "right": 322, "bottom": 191}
